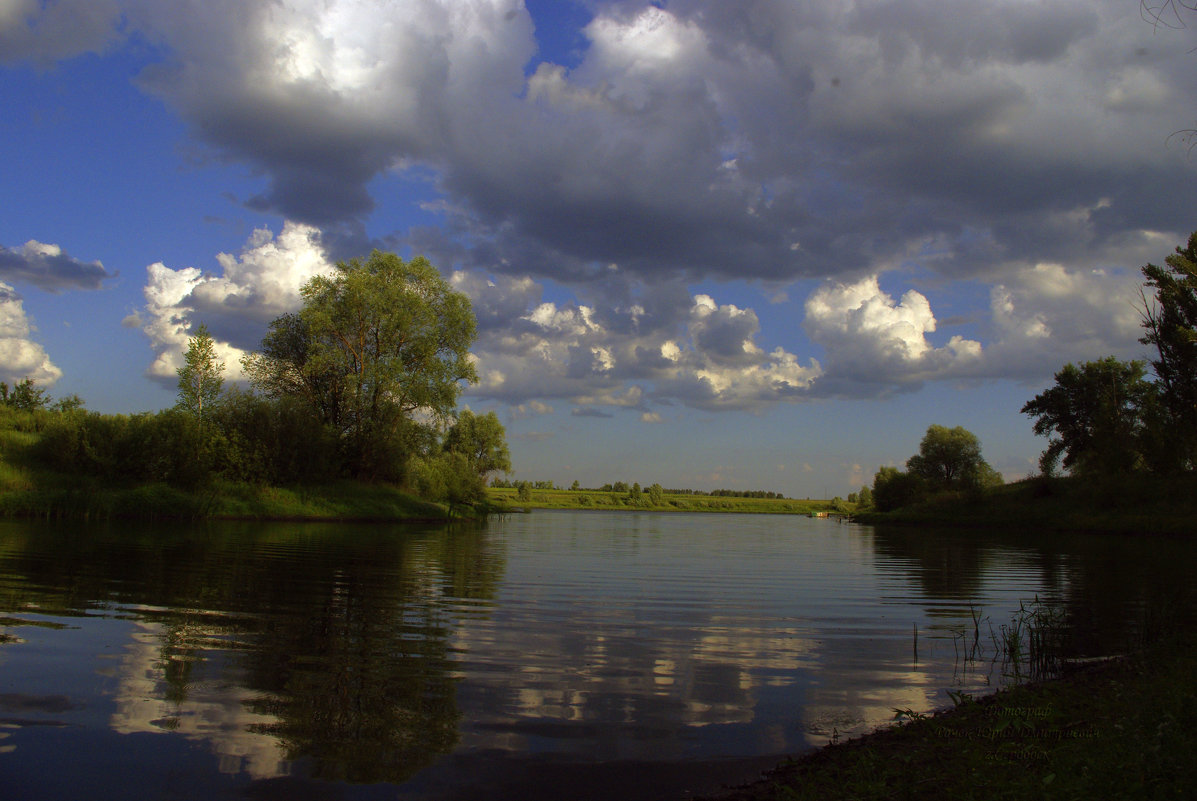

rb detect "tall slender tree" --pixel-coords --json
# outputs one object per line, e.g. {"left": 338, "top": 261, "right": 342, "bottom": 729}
{"left": 176, "top": 323, "right": 224, "bottom": 422}
{"left": 1140, "top": 232, "right": 1197, "bottom": 469}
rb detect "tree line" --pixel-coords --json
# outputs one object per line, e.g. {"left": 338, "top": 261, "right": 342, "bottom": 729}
{"left": 2, "top": 252, "right": 511, "bottom": 515}
{"left": 870, "top": 229, "right": 1197, "bottom": 512}
{"left": 1021, "top": 232, "right": 1197, "bottom": 477}
{"left": 490, "top": 478, "right": 788, "bottom": 499}
{"left": 871, "top": 424, "right": 1004, "bottom": 512}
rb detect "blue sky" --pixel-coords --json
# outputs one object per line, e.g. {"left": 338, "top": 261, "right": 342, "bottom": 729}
{"left": 2, "top": 0, "right": 1195, "bottom": 496}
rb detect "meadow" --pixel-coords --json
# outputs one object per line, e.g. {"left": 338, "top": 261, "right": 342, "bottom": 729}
{"left": 486, "top": 486, "right": 843, "bottom": 515}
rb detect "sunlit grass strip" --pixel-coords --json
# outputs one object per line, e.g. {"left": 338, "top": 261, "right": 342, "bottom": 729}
{"left": 486, "top": 487, "right": 839, "bottom": 515}
{"left": 0, "top": 478, "right": 451, "bottom": 521}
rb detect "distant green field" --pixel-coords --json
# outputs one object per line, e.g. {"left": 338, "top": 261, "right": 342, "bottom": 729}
{"left": 487, "top": 487, "right": 842, "bottom": 515}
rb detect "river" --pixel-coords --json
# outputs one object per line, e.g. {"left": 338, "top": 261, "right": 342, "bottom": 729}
{"left": 0, "top": 511, "right": 1192, "bottom": 800}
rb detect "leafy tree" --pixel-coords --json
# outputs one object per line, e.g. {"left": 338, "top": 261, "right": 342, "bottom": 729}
{"left": 1021, "top": 358, "right": 1153, "bottom": 476}
{"left": 872, "top": 466, "right": 925, "bottom": 512}
{"left": 905, "top": 425, "right": 997, "bottom": 490}
{"left": 1140, "top": 231, "right": 1197, "bottom": 468}
{"left": 570, "top": 480, "right": 581, "bottom": 491}
{"left": 411, "top": 452, "right": 485, "bottom": 516}
{"left": 443, "top": 410, "right": 511, "bottom": 479}
{"left": 175, "top": 323, "right": 224, "bottom": 422}
{"left": 244, "top": 251, "right": 478, "bottom": 480}
{"left": 50, "top": 394, "right": 85, "bottom": 414}
{"left": 1, "top": 378, "right": 50, "bottom": 412}
{"left": 517, "top": 481, "right": 532, "bottom": 502}
{"left": 856, "top": 485, "right": 873, "bottom": 509}
{"left": 244, "top": 312, "right": 344, "bottom": 427}
{"left": 647, "top": 482, "right": 664, "bottom": 506}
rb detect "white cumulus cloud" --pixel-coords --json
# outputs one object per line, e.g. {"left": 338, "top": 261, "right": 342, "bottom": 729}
{"left": 137, "top": 221, "right": 330, "bottom": 383}
{"left": 984, "top": 261, "right": 1144, "bottom": 377}
{"left": 804, "top": 276, "right": 982, "bottom": 393}
{"left": 0, "top": 282, "right": 61, "bottom": 385}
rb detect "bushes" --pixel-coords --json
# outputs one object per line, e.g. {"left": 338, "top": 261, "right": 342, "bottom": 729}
{"left": 210, "top": 390, "right": 341, "bottom": 485}
{"left": 5, "top": 381, "right": 511, "bottom": 514}
{"left": 30, "top": 393, "right": 346, "bottom": 490}
{"left": 872, "top": 466, "right": 927, "bottom": 512}
{"left": 35, "top": 410, "right": 222, "bottom": 488}
{"left": 408, "top": 452, "right": 486, "bottom": 515}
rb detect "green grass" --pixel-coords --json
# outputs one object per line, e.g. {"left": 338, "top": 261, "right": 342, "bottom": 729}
{"left": 855, "top": 473, "right": 1197, "bottom": 535}
{"left": 0, "top": 477, "right": 452, "bottom": 521}
{"left": 709, "top": 633, "right": 1197, "bottom": 801}
{"left": 205, "top": 479, "right": 449, "bottom": 520}
{"left": 487, "top": 487, "right": 840, "bottom": 515}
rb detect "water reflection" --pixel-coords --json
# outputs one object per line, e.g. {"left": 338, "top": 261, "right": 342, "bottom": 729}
{"left": 0, "top": 520, "right": 505, "bottom": 786}
{"left": 872, "top": 525, "right": 1197, "bottom": 657}
{"left": 0, "top": 514, "right": 1194, "bottom": 801}
{"left": 110, "top": 615, "right": 289, "bottom": 778}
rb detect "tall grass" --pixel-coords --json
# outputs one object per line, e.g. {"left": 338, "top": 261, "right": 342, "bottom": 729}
{"left": 947, "top": 597, "right": 1070, "bottom": 686}
{"left": 735, "top": 632, "right": 1197, "bottom": 801}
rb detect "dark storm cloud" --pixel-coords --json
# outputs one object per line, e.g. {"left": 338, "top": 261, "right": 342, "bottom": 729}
{"left": 0, "top": 0, "right": 123, "bottom": 66}
{"left": 25, "top": 0, "right": 1192, "bottom": 290}
{"left": 847, "top": 0, "right": 1100, "bottom": 67}
{"left": 16, "top": 0, "right": 1197, "bottom": 290}
{"left": 14, "top": 0, "right": 1196, "bottom": 405}
{"left": 0, "top": 242, "right": 115, "bottom": 292}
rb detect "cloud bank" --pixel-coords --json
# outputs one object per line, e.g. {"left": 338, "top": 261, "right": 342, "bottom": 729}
{"left": 6, "top": 0, "right": 1188, "bottom": 407}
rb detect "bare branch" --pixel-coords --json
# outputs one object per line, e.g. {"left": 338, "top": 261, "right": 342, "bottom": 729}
{"left": 1142, "top": 0, "right": 1197, "bottom": 30}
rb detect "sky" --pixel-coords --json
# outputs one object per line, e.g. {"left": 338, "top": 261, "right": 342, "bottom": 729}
{"left": 2, "top": 0, "right": 1196, "bottom": 497}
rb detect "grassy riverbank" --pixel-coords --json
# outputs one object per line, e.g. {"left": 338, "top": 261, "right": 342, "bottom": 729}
{"left": 855, "top": 473, "right": 1197, "bottom": 536}
{"left": 0, "top": 473, "right": 452, "bottom": 521}
{"left": 486, "top": 487, "right": 838, "bottom": 514}
{"left": 0, "top": 407, "right": 483, "bottom": 521}
{"left": 706, "top": 632, "right": 1196, "bottom": 801}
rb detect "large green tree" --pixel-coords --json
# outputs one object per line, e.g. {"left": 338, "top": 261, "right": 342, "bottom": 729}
{"left": 175, "top": 323, "right": 224, "bottom": 422}
{"left": 905, "top": 424, "right": 999, "bottom": 490}
{"left": 442, "top": 410, "right": 511, "bottom": 479}
{"left": 243, "top": 251, "right": 477, "bottom": 480}
{"left": 1020, "top": 357, "right": 1153, "bottom": 476}
{"left": 1140, "top": 231, "right": 1197, "bottom": 469}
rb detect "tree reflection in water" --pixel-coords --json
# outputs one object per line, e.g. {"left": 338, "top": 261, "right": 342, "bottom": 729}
{"left": 2, "top": 516, "right": 1196, "bottom": 799}
{"left": 0, "top": 520, "right": 505, "bottom": 784}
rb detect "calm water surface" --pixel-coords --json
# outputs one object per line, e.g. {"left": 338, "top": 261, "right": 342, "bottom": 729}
{"left": 0, "top": 511, "right": 1192, "bottom": 800}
